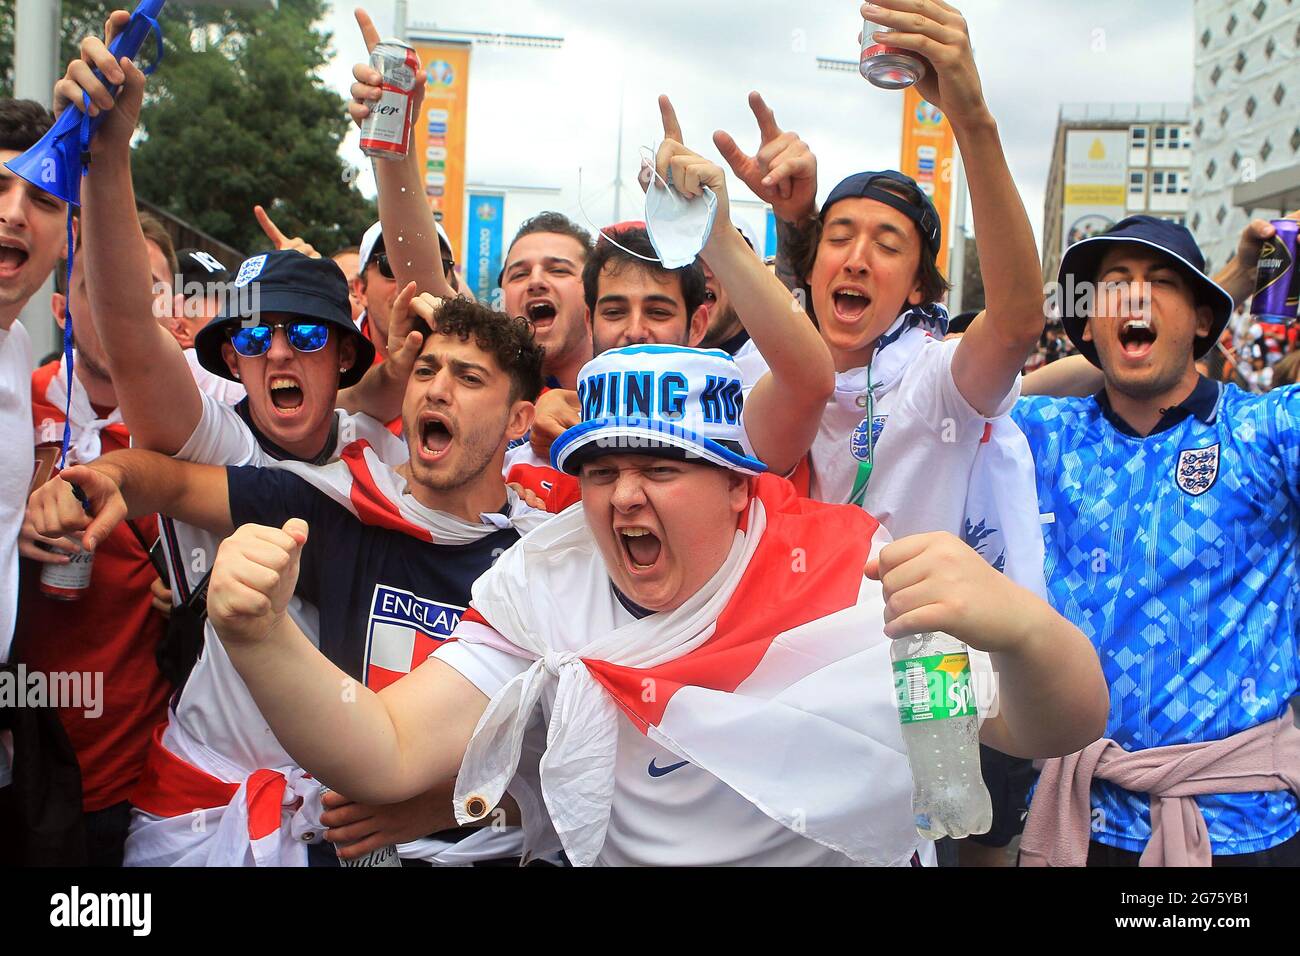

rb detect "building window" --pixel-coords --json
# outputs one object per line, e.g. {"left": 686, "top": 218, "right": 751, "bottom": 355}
{"left": 1130, "top": 171, "right": 1146, "bottom": 195}
{"left": 1195, "top": 118, "right": 1205, "bottom": 138}
{"left": 1266, "top": 36, "right": 1277, "bottom": 58}
{"left": 1227, "top": 13, "right": 1239, "bottom": 35}
{"left": 1152, "top": 171, "right": 1166, "bottom": 194}
{"left": 1235, "top": 50, "right": 1248, "bottom": 73}
{"left": 1220, "top": 106, "right": 1230, "bottom": 126}
{"left": 1292, "top": 127, "right": 1300, "bottom": 153}
{"left": 1252, "top": 1, "right": 1266, "bottom": 21}
{"left": 1246, "top": 96, "right": 1258, "bottom": 118}
{"left": 1154, "top": 126, "right": 1167, "bottom": 148}
{"left": 1130, "top": 126, "right": 1147, "bottom": 149}
{"left": 1201, "top": 28, "right": 1212, "bottom": 48}
{"left": 1261, "top": 139, "right": 1273, "bottom": 161}
{"left": 1275, "top": 83, "right": 1286, "bottom": 106}
{"left": 1211, "top": 63, "right": 1224, "bottom": 85}
{"left": 1205, "top": 158, "right": 1217, "bottom": 180}
{"left": 1168, "top": 127, "right": 1183, "bottom": 150}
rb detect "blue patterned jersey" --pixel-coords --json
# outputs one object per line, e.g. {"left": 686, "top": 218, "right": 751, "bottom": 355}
{"left": 1011, "top": 380, "right": 1300, "bottom": 855}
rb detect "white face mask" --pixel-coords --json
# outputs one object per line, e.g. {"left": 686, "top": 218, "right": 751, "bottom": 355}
{"left": 644, "top": 167, "right": 717, "bottom": 269}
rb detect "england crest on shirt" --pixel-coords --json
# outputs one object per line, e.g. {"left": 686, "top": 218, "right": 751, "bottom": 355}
{"left": 1175, "top": 443, "right": 1219, "bottom": 497}
{"left": 363, "top": 584, "right": 464, "bottom": 691}
{"left": 850, "top": 415, "right": 888, "bottom": 462}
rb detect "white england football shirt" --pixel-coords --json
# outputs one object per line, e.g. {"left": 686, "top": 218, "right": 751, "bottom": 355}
{"left": 435, "top": 600, "right": 932, "bottom": 867}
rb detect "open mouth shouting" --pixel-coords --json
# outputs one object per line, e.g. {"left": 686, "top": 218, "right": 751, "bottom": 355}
{"left": 268, "top": 375, "right": 305, "bottom": 413}
{"left": 617, "top": 524, "right": 664, "bottom": 575}
{"left": 830, "top": 285, "right": 871, "bottom": 325}
{"left": 1116, "top": 318, "right": 1157, "bottom": 362}
{"left": 417, "top": 410, "right": 455, "bottom": 464}
{"left": 525, "top": 298, "right": 559, "bottom": 334}
{"left": 0, "top": 237, "right": 30, "bottom": 281}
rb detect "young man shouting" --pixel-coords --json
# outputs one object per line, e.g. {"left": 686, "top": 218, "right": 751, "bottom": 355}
{"left": 1014, "top": 214, "right": 1300, "bottom": 867}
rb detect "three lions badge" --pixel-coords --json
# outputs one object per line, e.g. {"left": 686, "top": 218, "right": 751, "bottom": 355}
{"left": 1176, "top": 444, "right": 1219, "bottom": 496}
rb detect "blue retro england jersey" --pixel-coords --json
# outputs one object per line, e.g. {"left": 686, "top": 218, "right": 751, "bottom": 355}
{"left": 1011, "top": 379, "right": 1300, "bottom": 855}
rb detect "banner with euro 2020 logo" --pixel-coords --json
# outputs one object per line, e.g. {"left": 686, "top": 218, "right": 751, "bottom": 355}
{"left": 467, "top": 193, "right": 505, "bottom": 305}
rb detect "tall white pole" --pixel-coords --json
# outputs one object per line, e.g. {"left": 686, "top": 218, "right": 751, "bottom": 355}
{"left": 612, "top": 73, "right": 626, "bottom": 223}
{"left": 947, "top": 151, "right": 969, "bottom": 314}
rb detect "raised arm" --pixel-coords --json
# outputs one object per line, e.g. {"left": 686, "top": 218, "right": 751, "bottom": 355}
{"left": 657, "top": 97, "right": 833, "bottom": 475}
{"left": 351, "top": 8, "right": 456, "bottom": 301}
{"left": 27, "top": 449, "right": 234, "bottom": 550}
{"left": 868, "top": 531, "right": 1108, "bottom": 759}
{"left": 208, "top": 520, "right": 486, "bottom": 804}
{"left": 57, "top": 13, "right": 203, "bottom": 453}
{"left": 1213, "top": 210, "right": 1300, "bottom": 307}
{"left": 865, "top": 0, "right": 1044, "bottom": 416}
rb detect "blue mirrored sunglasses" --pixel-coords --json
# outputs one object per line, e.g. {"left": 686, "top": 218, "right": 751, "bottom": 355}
{"left": 229, "top": 321, "right": 330, "bottom": 357}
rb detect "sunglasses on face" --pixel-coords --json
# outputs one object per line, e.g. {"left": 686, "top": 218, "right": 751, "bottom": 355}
{"left": 229, "top": 321, "right": 330, "bottom": 357}
{"left": 369, "top": 252, "right": 456, "bottom": 280}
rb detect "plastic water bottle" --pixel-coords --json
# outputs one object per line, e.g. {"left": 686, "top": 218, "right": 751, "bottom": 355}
{"left": 890, "top": 631, "right": 992, "bottom": 840}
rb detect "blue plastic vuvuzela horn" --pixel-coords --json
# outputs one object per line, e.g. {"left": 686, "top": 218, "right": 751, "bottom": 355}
{"left": 4, "top": 0, "right": 166, "bottom": 206}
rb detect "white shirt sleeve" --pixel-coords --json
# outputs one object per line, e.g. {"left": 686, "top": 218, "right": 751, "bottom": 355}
{"left": 899, "top": 336, "right": 1021, "bottom": 438}
{"left": 433, "top": 620, "right": 533, "bottom": 698}
{"left": 173, "top": 391, "right": 262, "bottom": 467}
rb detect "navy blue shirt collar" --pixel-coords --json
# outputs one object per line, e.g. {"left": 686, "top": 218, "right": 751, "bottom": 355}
{"left": 1094, "top": 375, "right": 1221, "bottom": 439}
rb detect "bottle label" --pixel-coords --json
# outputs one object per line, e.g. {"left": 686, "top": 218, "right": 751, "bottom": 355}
{"left": 892, "top": 653, "right": 976, "bottom": 723}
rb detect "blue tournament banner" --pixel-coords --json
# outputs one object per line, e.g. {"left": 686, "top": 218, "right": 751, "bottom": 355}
{"left": 467, "top": 193, "right": 505, "bottom": 304}
{"left": 765, "top": 208, "right": 778, "bottom": 259}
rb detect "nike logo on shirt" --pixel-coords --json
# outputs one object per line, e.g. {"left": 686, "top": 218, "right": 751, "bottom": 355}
{"left": 647, "top": 758, "right": 690, "bottom": 778}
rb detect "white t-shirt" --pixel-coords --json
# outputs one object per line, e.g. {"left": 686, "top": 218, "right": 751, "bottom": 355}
{"left": 435, "top": 596, "right": 915, "bottom": 867}
{"left": 0, "top": 320, "right": 33, "bottom": 787}
{"left": 737, "top": 336, "right": 1020, "bottom": 542}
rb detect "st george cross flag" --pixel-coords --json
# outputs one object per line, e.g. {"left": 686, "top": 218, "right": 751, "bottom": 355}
{"left": 276, "top": 439, "right": 551, "bottom": 545}
{"left": 450, "top": 475, "right": 990, "bottom": 866}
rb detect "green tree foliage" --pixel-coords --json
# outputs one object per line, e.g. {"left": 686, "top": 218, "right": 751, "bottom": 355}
{"left": 2, "top": 0, "right": 374, "bottom": 255}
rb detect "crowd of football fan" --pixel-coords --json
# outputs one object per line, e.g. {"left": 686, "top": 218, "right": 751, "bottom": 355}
{"left": 1, "top": 2, "right": 1297, "bottom": 869}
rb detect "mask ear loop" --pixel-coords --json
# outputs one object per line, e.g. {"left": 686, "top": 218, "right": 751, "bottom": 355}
{"left": 574, "top": 146, "right": 685, "bottom": 264}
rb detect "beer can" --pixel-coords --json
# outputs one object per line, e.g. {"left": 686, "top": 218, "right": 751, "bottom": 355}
{"left": 860, "top": 18, "right": 927, "bottom": 90}
{"left": 360, "top": 39, "right": 420, "bottom": 161}
{"left": 318, "top": 785, "right": 402, "bottom": 867}
{"left": 1251, "top": 218, "right": 1298, "bottom": 319}
{"left": 39, "top": 545, "right": 94, "bottom": 601}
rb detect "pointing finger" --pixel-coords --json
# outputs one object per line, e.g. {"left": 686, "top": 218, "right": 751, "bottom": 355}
{"left": 658, "top": 94, "right": 684, "bottom": 144}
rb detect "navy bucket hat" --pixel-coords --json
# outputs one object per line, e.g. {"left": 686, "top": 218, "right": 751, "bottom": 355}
{"left": 194, "top": 249, "right": 375, "bottom": 388}
{"left": 1057, "top": 215, "right": 1234, "bottom": 367}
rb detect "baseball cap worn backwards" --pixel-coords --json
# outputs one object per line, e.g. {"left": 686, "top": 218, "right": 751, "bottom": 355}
{"left": 1057, "top": 214, "right": 1234, "bottom": 367}
{"left": 194, "top": 249, "right": 375, "bottom": 388}
{"left": 821, "top": 170, "right": 942, "bottom": 256}
{"left": 552, "top": 345, "right": 767, "bottom": 477}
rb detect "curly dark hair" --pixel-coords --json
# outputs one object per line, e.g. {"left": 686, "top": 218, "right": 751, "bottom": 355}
{"left": 0, "top": 98, "right": 54, "bottom": 153}
{"left": 411, "top": 297, "right": 544, "bottom": 403}
{"left": 582, "top": 224, "right": 707, "bottom": 319}
{"left": 788, "top": 178, "right": 950, "bottom": 326}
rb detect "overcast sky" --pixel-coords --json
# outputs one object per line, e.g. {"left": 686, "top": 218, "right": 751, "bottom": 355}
{"left": 319, "top": 1, "right": 1196, "bottom": 254}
